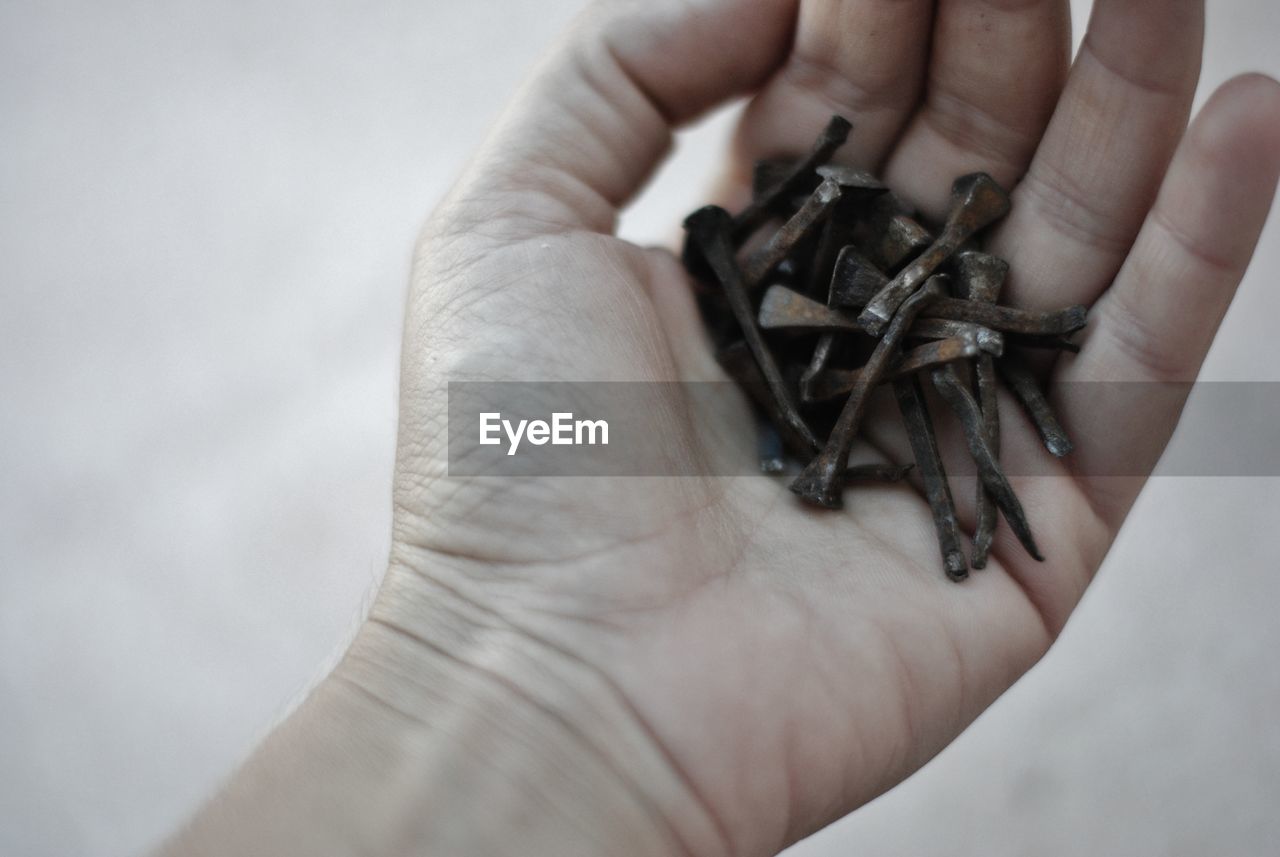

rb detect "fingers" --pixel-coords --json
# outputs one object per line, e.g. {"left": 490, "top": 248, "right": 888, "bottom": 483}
{"left": 437, "top": 0, "right": 798, "bottom": 239}
{"left": 722, "top": 0, "right": 935, "bottom": 199}
{"left": 989, "top": 0, "right": 1204, "bottom": 311}
{"left": 1060, "top": 74, "right": 1280, "bottom": 525}
{"left": 882, "top": 0, "right": 1073, "bottom": 220}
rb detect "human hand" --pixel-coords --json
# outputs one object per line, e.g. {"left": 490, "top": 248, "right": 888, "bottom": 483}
{"left": 373, "top": 0, "right": 1280, "bottom": 853}
{"left": 165, "top": 2, "right": 1280, "bottom": 856}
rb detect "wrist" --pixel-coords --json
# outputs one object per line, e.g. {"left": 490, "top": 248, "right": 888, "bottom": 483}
{"left": 334, "top": 561, "right": 725, "bottom": 857}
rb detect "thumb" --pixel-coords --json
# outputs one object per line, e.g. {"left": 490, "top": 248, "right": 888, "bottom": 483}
{"left": 437, "top": 0, "right": 798, "bottom": 239}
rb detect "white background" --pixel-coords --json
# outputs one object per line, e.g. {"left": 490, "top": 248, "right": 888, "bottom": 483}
{"left": 1, "top": 1, "right": 1277, "bottom": 854}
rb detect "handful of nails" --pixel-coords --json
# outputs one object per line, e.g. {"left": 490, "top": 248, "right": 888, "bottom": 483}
{"left": 682, "top": 115, "right": 1087, "bottom": 581}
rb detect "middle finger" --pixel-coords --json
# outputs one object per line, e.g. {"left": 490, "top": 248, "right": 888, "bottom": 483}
{"left": 882, "top": 0, "right": 1073, "bottom": 221}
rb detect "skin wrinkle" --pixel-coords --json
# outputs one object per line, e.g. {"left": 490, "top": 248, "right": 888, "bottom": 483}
{"left": 443, "top": 147, "right": 599, "bottom": 238}
{"left": 868, "top": 613, "right": 926, "bottom": 788}
{"left": 841, "top": 493, "right": 928, "bottom": 584}
{"left": 498, "top": 498, "right": 743, "bottom": 623}
{"left": 1014, "top": 158, "right": 1138, "bottom": 257}
{"left": 329, "top": 671, "right": 429, "bottom": 728}
{"left": 413, "top": 226, "right": 493, "bottom": 287}
{"left": 394, "top": 565, "right": 736, "bottom": 857}
{"left": 556, "top": 47, "right": 663, "bottom": 212}
{"left": 407, "top": 483, "right": 758, "bottom": 620}
{"left": 369, "top": 614, "right": 704, "bottom": 857}
{"left": 916, "top": 98, "right": 1028, "bottom": 176}
{"left": 921, "top": 66, "right": 1052, "bottom": 161}
{"left": 1077, "top": 30, "right": 1196, "bottom": 101}
{"left": 598, "top": 21, "right": 679, "bottom": 129}
{"left": 1148, "top": 207, "right": 1243, "bottom": 276}
{"left": 782, "top": 53, "right": 916, "bottom": 128}
{"left": 501, "top": 170, "right": 618, "bottom": 235}
{"left": 432, "top": 237, "right": 639, "bottom": 352}
{"left": 922, "top": 611, "right": 978, "bottom": 774}
{"left": 459, "top": 166, "right": 615, "bottom": 239}
{"left": 394, "top": 469, "right": 738, "bottom": 574}
{"left": 366, "top": 634, "right": 665, "bottom": 854}
{"left": 789, "top": 618, "right": 873, "bottom": 834}
{"left": 784, "top": 590, "right": 988, "bottom": 846}
{"left": 765, "top": 585, "right": 834, "bottom": 847}
{"left": 397, "top": 476, "right": 725, "bottom": 566}
{"left": 1093, "top": 285, "right": 1198, "bottom": 383}
{"left": 411, "top": 237, "right": 611, "bottom": 362}
{"left": 599, "top": 244, "right": 687, "bottom": 373}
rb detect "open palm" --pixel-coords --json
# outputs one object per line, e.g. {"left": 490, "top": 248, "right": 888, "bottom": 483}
{"left": 371, "top": 2, "right": 1280, "bottom": 855}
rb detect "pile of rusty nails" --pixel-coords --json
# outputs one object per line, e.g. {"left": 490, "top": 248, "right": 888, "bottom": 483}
{"left": 682, "top": 115, "right": 1086, "bottom": 581}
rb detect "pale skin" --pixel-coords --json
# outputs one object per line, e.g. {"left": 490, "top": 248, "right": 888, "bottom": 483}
{"left": 160, "top": 1, "right": 1280, "bottom": 856}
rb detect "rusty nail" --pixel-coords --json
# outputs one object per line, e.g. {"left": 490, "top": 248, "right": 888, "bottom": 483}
{"left": 753, "top": 158, "right": 810, "bottom": 209}
{"left": 852, "top": 195, "right": 933, "bottom": 272}
{"left": 805, "top": 219, "right": 853, "bottom": 301}
{"left": 859, "top": 173, "right": 1011, "bottom": 337}
{"left": 815, "top": 163, "right": 887, "bottom": 194}
{"left": 997, "top": 354, "right": 1074, "bottom": 458}
{"left": 893, "top": 374, "right": 968, "bottom": 580}
{"left": 930, "top": 364, "right": 1044, "bottom": 563}
{"left": 877, "top": 214, "right": 933, "bottom": 272}
{"left": 907, "top": 318, "right": 1004, "bottom": 356}
{"left": 758, "top": 284, "right": 859, "bottom": 332}
{"left": 829, "top": 246, "right": 891, "bottom": 308}
{"left": 757, "top": 420, "right": 786, "bottom": 474}
{"left": 685, "top": 206, "right": 819, "bottom": 451}
{"left": 717, "top": 341, "right": 817, "bottom": 458}
{"left": 741, "top": 177, "right": 843, "bottom": 288}
{"left": 955, "top": 251, "right": 1007, "bottom": 568}
{"left": 921, "top": 298, "right": 1088, "bottom": 337}
{"left": 799, "top": 333, "right": 837, "bottom": 402}
{"left": 955, "top": 250, "right": 1009, "bottom": 303}
{"left": 733, "top": 115, "right": 852, "bottom": 242}
{"left": 971, "top": 351, "right": 1001, "bottom": 568}
{"left": 803, "top": 335, "right": 984, "bottom": 402}
{"left": 790, "top": 276, "right": 947, "bottom": 508}
{"left": 845, "top": 462, "right": 914, "bottom": 482}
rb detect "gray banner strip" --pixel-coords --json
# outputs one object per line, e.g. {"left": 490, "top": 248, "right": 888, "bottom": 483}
{"left": 447, "top": 381, "right": 1280, "bottom": 477}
